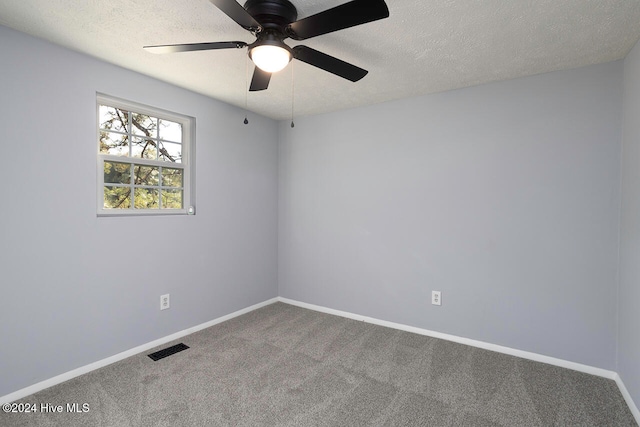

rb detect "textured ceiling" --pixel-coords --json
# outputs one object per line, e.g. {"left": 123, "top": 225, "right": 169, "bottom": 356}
{"left": 1, "top": 0, "right": 639, "bottom": 120}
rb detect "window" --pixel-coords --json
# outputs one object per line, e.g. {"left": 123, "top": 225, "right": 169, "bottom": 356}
{"left": 97, "top": 94, "right": 194, "bottom": 216}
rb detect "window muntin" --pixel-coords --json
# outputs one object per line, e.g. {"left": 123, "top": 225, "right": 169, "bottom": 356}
{"left": 97, "top": 95, "right": 193, "bottom": 216}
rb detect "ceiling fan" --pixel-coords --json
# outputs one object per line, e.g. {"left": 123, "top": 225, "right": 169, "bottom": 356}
{"left": 144, "top": 0, "right": 390, "bottom": 91}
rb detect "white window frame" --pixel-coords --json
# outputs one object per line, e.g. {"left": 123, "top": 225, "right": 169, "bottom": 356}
{"left": 96, "top": 94, "right": 195, "bottom": 217}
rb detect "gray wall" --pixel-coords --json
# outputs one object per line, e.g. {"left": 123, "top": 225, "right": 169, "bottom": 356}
{"left": 619, "top": 38, "right": 640, "bottom": 408}
{"left": 0, "top": 25, "right": 279, "bottom": 396}
{"left": 279, "top": 61, "right": 623, "bottom": 370}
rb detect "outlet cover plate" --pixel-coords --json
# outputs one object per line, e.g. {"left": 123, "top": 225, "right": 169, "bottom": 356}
{"left": 432, "top": 291, "right": 441, "bottom": 306}
{"left": 160, "top": 294, "right": 170, "bottom": 310}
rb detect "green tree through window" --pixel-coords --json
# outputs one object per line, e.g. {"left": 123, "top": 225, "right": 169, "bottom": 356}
{"left": 97, "top": 95, "right": 193, "bottom": 215}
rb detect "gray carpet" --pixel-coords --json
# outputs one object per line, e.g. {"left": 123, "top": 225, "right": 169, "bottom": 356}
{"left": 1, "top": 302, "right": 636, "bottom": 426}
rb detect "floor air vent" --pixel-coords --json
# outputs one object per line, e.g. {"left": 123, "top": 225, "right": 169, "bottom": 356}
{"left": 148, "top": 343, "right": 189, "bottom": 361}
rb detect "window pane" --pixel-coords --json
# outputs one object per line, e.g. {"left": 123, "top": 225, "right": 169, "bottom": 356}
{"left": 161, "top": 189, "right": 183, "bottom": 209}
{"left": 162, "top": 168, "right": 183, "bottom": 187}
{"left": 131, "top": 113, "right": 157, "bottom": 138}
{"left": 104, "top": 162, "right": 131, "bottom": 184}
{"left": 134, "top": 166, "right": 159, "bottom": 186}
{"left": 99, "top": 106, "right": 128, "bottom": 132}
{"left": 100, "top": 131, "right": 129, "bottom": 156}
{"left": 159, "top": 141, "right": 182, "bottom": 163}
{"left": 104, "top": 186, "right": 131, "bottom": 209}
{"left": 159, "top": 119, "right": 182, "bottom": 143}
{"left": 131, "top": 137, "right": 158, "bottom": 160}
{"left": 134, "top": 188, "right": 159, "bottom": 209}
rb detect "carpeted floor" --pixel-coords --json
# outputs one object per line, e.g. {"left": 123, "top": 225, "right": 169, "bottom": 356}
{"left": 1, "top": 302, "right": 636, "bottom": 426}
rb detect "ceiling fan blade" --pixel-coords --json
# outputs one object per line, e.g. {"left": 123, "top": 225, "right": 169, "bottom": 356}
{"left": 249, "top": 66, "right": 272, "bottom": 91}
{"left": 286, "top": 0, "right": 389, "bottom": 41}
{"left": 293, "top": 45, "right": 367, "bottom": 82}
{"left": 209, "top": 0, "right": 261, "bottom": 31}
{"left": 144, "top": 41, "right": 247, "bottom": 53}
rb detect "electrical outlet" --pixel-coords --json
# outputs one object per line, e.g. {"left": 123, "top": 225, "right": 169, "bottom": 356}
{"left": 432, "top": 291, "right": 441, "bottom": 306}
{"left": 160, "top": 294, "right": 170, "bottom": 310}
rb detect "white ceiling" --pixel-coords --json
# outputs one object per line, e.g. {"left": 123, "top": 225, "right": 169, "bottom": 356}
{"left": 1, "top": 0, "right": 639, "bottom": 120}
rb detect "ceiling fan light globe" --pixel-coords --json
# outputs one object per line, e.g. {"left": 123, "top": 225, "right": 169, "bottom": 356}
{"left": 250, "top": 45, "right": 291, "bottom": 73}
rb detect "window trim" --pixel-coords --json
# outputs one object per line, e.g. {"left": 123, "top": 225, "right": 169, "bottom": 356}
{"left": 96, "top": 93, "right": 195, "bottom": 217}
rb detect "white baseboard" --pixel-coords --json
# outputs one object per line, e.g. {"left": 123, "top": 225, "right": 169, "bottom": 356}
{"left": 614, "top": 373, "right": 640, "bottom": 425}
{"left": 278, "top": 296, "right": 640, "bottom": 424}
{"left": 278, "top": 297, "right": 617, "bottom": 379}
{"left": 0, "top": 298, "right": 278, "bottom": 405}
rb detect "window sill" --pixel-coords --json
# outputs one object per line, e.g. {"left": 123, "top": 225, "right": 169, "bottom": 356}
{"left": 97, "top": 209, "right": 193, "bottom": 217}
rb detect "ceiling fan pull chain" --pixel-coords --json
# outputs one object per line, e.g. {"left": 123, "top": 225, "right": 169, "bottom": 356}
{"left": 244, "top": 54, "right": 249, "bottom": 125}
{"left": 291, "top": 60, "right": 295, "bottom": 128}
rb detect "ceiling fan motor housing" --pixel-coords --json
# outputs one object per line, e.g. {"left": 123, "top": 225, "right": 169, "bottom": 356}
{"left": 243, "top": 0, "right": 298, "bottom": 31}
